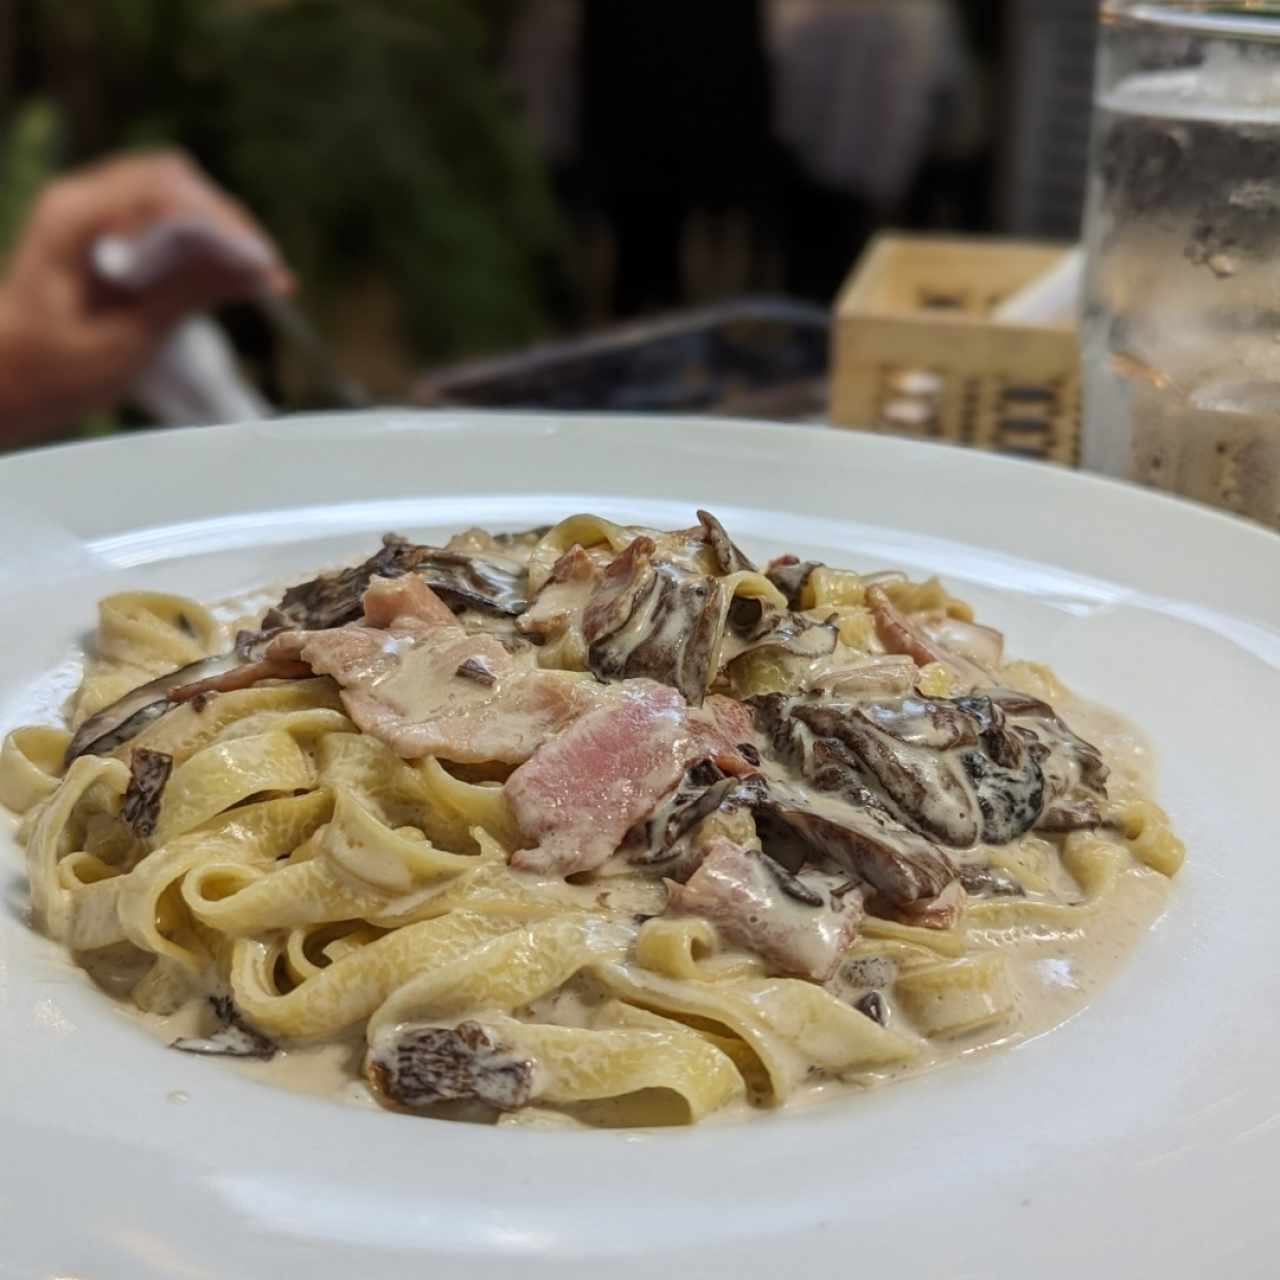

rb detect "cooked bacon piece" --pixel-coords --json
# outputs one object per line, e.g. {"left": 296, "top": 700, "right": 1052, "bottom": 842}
{"left": 166, "top": 656, "right": 313, "bottom": 703}
{"left": 360, "top": 573, "right": 460, "bottom": 631}
{"left": 692, "top": 694, "right": 760, "bottom": 777}
{"left": 888, "top": 879, "right": 967, "bottom": 930}
{"left": 266, "top": 575, "right": 607, "bottom": 764}
{"left": 867, "top": 585, "right": 989, "bottom": 688}
{"left": 516, "top": 545, "right": 600, "bottom": 643}
{"left": 666, "top": 837, "right": 864, "bottom": 980}
{"left": 507, "top": 682, "right": 710, "bottom": 876}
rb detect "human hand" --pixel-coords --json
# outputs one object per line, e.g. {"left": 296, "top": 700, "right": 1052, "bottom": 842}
{"left": 0, "top": 149, "right": 292, "bottom": 444}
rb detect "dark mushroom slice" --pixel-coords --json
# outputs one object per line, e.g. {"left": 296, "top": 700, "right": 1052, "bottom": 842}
{"left": 696, "top": 509, "right": 756, "bottom": 575}
{"left": 753, "top": 690, "right": 1052, "bottom": 849}
{"left": 121, "top": 748, "right": 173, "bottom": 839}
{"left": 64, "top": 652, "right": 250, "bottom": 765}
{"left": 366, "top": 1021, "right": 535, "bottom": 1112}
{"left": 583, "top": 536, "right": 727, "bottom": 706}
{"left": 630, "top": 760, "right": 767, "bottom": 870}
{"left": 764, "top": 556, "right": 823, "bottom": 610}
{"left": 414, "top": 548, "right": 529, "bottom": 617}
{"left": 455, "top": 656, "right": 498, "bottom": 687}
{"left": 957, "top": 863, "right": 1026, "bottom": 897}
{"left": 803, "top": 695, "right": 1046, "bottom": 848}
{"left": 167, "top": 655, "right": 314, "bottom": 704}
{"left": 261, "top": 532, "right": 430, "bottom": 631}
{"left": 985, "top": 689, "right": 1109, "bottom": 831}
{"left": 725, "top": 596, "right": 839, "bottom": 663}
{"left": 854, "top": 991, "right": 888, "bottom": 1025}
{"left": 757, "top": 790, "right": 958, "bottom": 908}
{"left": 171, "top": 995, "right": 277, "bottom": 1061}
{"left": 840, "top": 954, "right": 897, "bottom": 990}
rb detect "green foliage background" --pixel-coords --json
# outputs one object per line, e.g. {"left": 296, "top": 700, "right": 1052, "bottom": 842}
{"left": 0, "top": 0, "right": 560, "bottom": 365}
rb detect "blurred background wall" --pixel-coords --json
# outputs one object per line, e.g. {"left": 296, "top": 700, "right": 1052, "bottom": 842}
{"left": 0, "top": 0, "right": 1100, "bottom": 413}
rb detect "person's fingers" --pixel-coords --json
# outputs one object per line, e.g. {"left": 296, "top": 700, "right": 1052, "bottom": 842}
{"left": 19, "top": 149, "right": 291, "bottom": 294}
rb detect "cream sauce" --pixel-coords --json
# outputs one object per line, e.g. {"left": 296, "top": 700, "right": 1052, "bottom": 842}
{"left": 12, "top": 564, "right": 1178, "bottom": 1129}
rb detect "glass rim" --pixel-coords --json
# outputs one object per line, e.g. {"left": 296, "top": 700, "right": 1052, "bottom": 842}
{"left": 1104, "top": 3, "right": 1280, "bottom": 38}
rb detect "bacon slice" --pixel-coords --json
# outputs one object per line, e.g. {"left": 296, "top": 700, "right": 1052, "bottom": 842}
{"left": 867, "top": 585, "right": 989, "bottom": 688}
{"left": 666, "top": 837, "right": 864, "bottom": 981}
{"left": 167, "top": 656, "right": 313, "bottom": 702}
{"left": 507, "top": 683, "right": 704, "bottom": 876}
{"left": 267, "top": 575, "right": 606, "bottom": 764}
{"left": 692, "top": 694, "right": 760, "bottom": 776}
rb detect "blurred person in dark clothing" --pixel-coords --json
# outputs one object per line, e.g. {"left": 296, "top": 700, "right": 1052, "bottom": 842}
{"left": 581, "top": 0, "right": 772, "bottom": 315}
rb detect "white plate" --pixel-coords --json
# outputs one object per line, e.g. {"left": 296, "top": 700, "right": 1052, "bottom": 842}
{"left": 2, "top": 412, "right": 1278, "bottom": 1280}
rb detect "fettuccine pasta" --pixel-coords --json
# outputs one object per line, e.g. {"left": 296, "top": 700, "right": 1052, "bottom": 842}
{"left": 1, "top": 510, "right": 1183, "bottom": 1127}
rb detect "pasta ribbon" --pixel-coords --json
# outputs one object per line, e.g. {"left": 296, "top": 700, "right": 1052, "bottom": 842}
{"left": 1108, "top": 799, "right": 1185, "bottom": 877}
{"left": 150, "top": 731, "right": 316, "bottom": 846}
{"left": 594, "top": 1000, "right": 770, "bottom": 1094}
{"left": 230, "top": 910, "right": 517, "bottom": 1039}
{"left": 24, "top": 753, "right": 131, "bottom": 940}
{"left": 117, "top": 791, "right": 333, "bottom": 971}
{"left": 528, "top": 514, "right": 635, "bottom": 592}
{"left": 126, "top": 679, "right": 344, "bottom": 765}
{"left": 0, "top": 532, "right": 1189, "bottom": 1129}
{"left": 321, "top": 786, "right": 483, "bottom": 895}
{"left": 73, "top": 591, "right": 223, "bottom": 724}
{"left": 894, "top": 953, "right": 1016, "bottom": 1038}
{"left": 484, "top": 1013, "right": 746, "bottom": 1122}
{"left": 368, "top": 915, "right": 631, "bottom": 1036}
{"left": 634, "top": 917, "right": 763, "bottom": 982}
{"left": 595, "top": 963, "right": 918, "bottom": 1102}
{"left": 0, "top": 725, "right": 70, "bottom": 812}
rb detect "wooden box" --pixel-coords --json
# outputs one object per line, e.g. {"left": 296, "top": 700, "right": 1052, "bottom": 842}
{"left": 830, "top": 234, "right": 1080, "bottom": 464}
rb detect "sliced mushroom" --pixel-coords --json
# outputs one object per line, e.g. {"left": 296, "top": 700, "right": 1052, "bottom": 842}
{"left": 696, "top": 509, "right": 755, "bottom": 574}
{"left": 583, "top": 536, "right": 727, "bottom": 705}
{"left": 166, "top": 655, "right": 314, "bottom": 704}
{"left": 756, "top": 790, "right": 958, "bottom": 907}
{"left": 455, "top": 656, "right": 498, "bottom": 687}
{"left": 985, "top": 689, "right": 1109, "bottom": 831}
{"left": 414, "top": 549, "right": 529, "bottom": 617}
{"left": 366, "top": 1021, "right": 535, "bottom": 1111}
{"left": 121, "top": 748, "right": 173, "bottom": 839}
{"left": 725, "top": 599, "right": 838, "bottom": 665}
{"left": 958, "top": 863, "right": 1026, "bottom": 897}
{"left": 64, "top": 652, "right": 249, "bottom": 764}
{"left": 630, "top": 760, "right": 767, "bottom": 869}
{"left": 171, "top": 995, "right": 277, "bottom": 1061}
{"left": 262, "top": 533, "right": 429, "bottom": 631}
{"left": 764, "top": 556, "right": 823, "bottom": 609}
{"left": 752, "top": 690, "right": 1055, "bottom": 849}
{"left": 854, "top": 991, "right": 887, "bottom": 1025}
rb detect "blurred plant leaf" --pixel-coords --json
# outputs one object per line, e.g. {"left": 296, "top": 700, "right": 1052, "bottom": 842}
{"left": 0, "top": 98, "right": 63, "bottom": 259}
{"left": 41, "top": 0, "right": 562, "bottom": 362}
